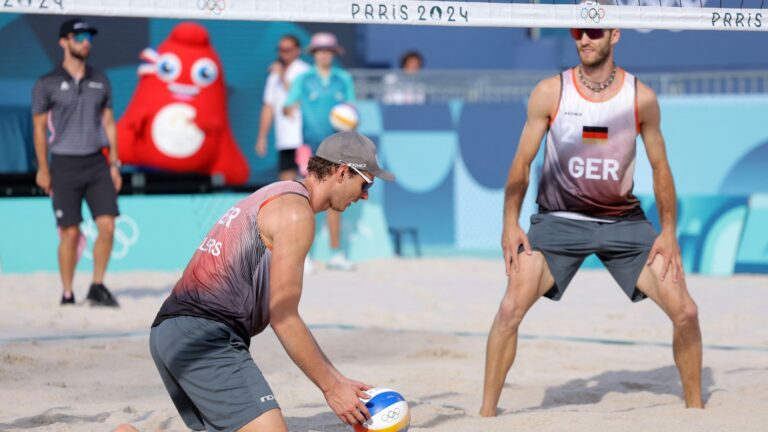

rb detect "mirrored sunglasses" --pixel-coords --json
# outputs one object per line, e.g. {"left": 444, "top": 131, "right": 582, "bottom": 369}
{"left": 569, "top": 28, "right": 605, "bottom": 40}
{"left": 72, "top": 32, "right": 94, "bottom": 43}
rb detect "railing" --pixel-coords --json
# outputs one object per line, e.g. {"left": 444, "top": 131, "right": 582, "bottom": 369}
{"left": 350, "top": 69, "right": 768, "bottom": 103}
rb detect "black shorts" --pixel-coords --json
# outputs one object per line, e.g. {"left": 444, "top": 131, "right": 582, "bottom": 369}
{"left": 50, "top": 152, "right": 119, "bottom": 227}
{"left": 524, "top": 213, "right": 657, "bottom": 302}
{"left": 277, "top": 149, "right": 298, "bottom": 173}
{"left": 150, "top": 317, "right": 279, "bottom": 431}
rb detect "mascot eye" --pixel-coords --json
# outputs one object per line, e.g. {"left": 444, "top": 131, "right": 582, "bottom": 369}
{"left": 191, "top": 58, "right": 218, "bottom": 87}
{"left": 156, "top": 53, "right": 181, "bottom": 82}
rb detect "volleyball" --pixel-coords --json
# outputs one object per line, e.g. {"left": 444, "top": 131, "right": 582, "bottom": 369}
{"left": 330, "top": 102, "right": 359, "bottom": 131}
{"left": 354, "top": 387, "right": 410, "bottom": 432}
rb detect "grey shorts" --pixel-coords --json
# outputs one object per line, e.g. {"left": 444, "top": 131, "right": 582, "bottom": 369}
{"left": 149, "top": 316, "right": 280, "bottom": 432}
{"left": 524, "top": 213, "right": 657, "bottom": 302}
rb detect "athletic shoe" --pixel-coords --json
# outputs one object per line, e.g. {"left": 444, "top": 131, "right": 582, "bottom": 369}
{"left": 326, "top": 253, "right": 356, "bottom": 271}
{"left": 60, "top": 293, "right": 76, "bottom": 305}
{"left": 86, "top": 283, "right": 120, "bottom": 307}
{"left": 304, "top": 256, "right": 315, "bottom": 275}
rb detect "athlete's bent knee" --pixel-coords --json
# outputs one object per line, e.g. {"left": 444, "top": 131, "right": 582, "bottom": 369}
{"left": 497, "top": 299, "right": 525, "bottom": 332}
{"left": 672, "top": 299, "right": 699, "bottom": 328}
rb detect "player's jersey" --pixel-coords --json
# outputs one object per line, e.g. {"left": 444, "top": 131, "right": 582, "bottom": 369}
{"left": 537, "top": 67, "right": 644, "bottom": 219}
{"left": 152, "top": 180, "right": 310, "bottom": 343}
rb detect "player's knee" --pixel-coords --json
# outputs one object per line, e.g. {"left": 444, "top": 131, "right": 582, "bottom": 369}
{"left": 112, "top": 424, "right": 139, "bottom": 432}
{"left": 673, "top": 299, "right": 699, "bottom": 328}
{"left": 497, "top": 299, "right": 526, "bottom": 331}
{"left": 60, "top": 226, "right": 81, "bottom": 243}
{"left": 97, "top": 217, "right": 115, "bottom": 237}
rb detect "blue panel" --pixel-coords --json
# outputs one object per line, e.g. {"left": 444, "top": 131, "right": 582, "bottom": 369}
{"left": 0, "top": 16, "right": 53, "bottom": 79}
{"left": 357, "top": 100, "right": 383, "bottom": 136}
{"left": 382, "top": 104, "right": 453, "bottom": 130}
{"left": 0, "top": 105, "right": 33, "bottom": 173}
{"left": 380, "top": 131, "right": 457, "bottom": 194}
{"left": 721, "top": 141, "right": 768, "bottom": 195}
{"left": 384, "top": 167, "right": 454, "bottom": 246}
{"left": 458, "top": 102, "right": 526, "bottom": 189}
{"left": 643, "top": 195, "right": 749, "bottom": 275}
{"left": 736, "top": 194, "right": 768, "bottom": 273}
{"left": 659, "top": 96, "right": 768, "bottom": 195}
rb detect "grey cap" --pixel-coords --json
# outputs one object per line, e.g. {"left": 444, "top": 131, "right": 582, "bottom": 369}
{"left": 316, "top": 131, "right": 395, "bottom": 181}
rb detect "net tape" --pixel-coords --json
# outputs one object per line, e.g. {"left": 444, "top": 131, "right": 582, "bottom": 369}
{"left": 1, "top": 0, "right": 765, "bottom": 31}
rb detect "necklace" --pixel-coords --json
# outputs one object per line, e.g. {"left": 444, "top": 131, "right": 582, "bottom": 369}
{"left": 578, "top": 64, "right": 617, "bottom": 93}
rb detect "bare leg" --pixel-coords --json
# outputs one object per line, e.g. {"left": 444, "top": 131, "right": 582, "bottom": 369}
{"left": 92, "top": 215, "right": 115, "bottom": 284}
{"left": 328, "top": 209, "right": 342, "bottom": 250}
{"left": 112, "top": 424, "right": 139, "bottom": 432}
{"left": 636, "top": 255, "right": 703, "bottom": 408}
{"left": 58, "top": 225, "right": 81, "bottom": 297}
{"left": 480, "top": 251, "right": 555, "bottom": 417}
{"left": 238, "top": 408, "right": 289, "bottom": 432}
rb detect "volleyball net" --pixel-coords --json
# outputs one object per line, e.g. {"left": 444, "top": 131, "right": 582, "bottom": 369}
{"left": 0, "top": 0, "right": 765, "bottom": 31}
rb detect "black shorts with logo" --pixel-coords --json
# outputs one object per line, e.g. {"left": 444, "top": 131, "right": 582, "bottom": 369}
{"left": 50, "top": 152, "right": 119, "bottom": 227}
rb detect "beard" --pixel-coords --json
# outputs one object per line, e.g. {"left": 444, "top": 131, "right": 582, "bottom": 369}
{"left": 68, "top": 46, "right": 89, "bottom": 61}
{"left": 578, "top": 42, "right": 611, "bottom": 68}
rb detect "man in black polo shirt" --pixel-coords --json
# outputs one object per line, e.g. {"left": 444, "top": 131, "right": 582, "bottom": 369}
{"left": 32, "top": 18, "right": 121, "bottom": 307}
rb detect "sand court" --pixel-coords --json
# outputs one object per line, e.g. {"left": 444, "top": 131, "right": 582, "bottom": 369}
{"left": 1, "top": 259, "right": 767, "bottom": 431}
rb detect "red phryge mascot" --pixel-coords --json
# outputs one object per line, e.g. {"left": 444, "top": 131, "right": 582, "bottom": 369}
{"left": 117, "top": 22, "right": 249, "bottom": 185}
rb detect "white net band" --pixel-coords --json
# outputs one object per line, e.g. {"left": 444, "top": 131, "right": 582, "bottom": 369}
{"left": 0, "top": 0, "right": 765, "bottom": 32}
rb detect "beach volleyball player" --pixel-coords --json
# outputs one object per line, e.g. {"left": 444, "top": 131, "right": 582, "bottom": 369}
{"left": 480, "top": 22, "right": 704, "bottom": 415}
{"left": 148, "top": 131, "right": 394, "bottom": 431}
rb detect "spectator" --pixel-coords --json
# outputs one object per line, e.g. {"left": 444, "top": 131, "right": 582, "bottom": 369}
{"left": 383, "top": 50, "right": 427, "bottom": 105}
{"left": 255, "top": 34, "right": 310, "bottom": 181}
{"left": 284, "top": 32, "right": 357, "bottom": 271}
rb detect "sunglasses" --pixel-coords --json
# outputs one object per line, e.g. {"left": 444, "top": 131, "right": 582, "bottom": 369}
{"left": 278, "top": 46, "right": 297, "bottom": 53}
{"left": 340, "top": 161, "right": 374, "bottom": 194}
{"left": 72, "top": 32, "right": 94, "bottom": 43}
{"left": 569, "top": 28, "right": 606, "bottom": 40}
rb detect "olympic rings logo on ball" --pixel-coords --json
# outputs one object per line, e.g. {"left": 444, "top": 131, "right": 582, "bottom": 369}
{"left": 581, "top": 7, "right": 606, "bottom": 23}
{"left": 380, "top": 407, "right": 401, "bottom": 422}
{"left": 197, "top": 0, "right": 226, "bottom": 15}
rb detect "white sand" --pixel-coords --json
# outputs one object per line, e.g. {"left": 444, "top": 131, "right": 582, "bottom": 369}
{"left": 1, "top": 258, "right": 767, "bottom": 431}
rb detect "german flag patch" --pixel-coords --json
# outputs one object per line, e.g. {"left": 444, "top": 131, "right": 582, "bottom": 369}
{"left": 582, "top": 126, "right": 608, "bottom": 145}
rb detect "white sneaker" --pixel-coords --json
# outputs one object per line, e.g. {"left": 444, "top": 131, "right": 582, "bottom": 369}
{"left": 304, "top": 257, "right": 315, "bottom": 274}
{"left": 326, "top": 253, "right": 356, "bottom": 271}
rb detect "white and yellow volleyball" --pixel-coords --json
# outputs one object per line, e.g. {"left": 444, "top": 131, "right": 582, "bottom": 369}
{"left": 329, "top": 102, "right": 359, "bottom": 131}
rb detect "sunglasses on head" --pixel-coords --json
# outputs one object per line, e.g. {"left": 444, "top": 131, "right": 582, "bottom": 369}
{"left": 340, "top": 161, "right": 374, "bottom": 193}
{"left": 72, "top": 32, "right": 94, "bottom": 43}
{"left": 569, "top": 28, "right": 605, "bottom": 40}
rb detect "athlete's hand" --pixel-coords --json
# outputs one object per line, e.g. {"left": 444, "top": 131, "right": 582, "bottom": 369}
{"left": 323, "top": 377, "right": 372, "bottom": 426}
{"left": 646, "top": 230, "right": 684, "bottom": 283}
{"left": 36, "top": 168, "right": 51, "bottom": 195}
{"left": 110, "top": 166, "right": 123, "bottom": 192}
{"left": 502, "top": 224, "right": 531, "bottom": 276}
{"left": 256, "top": 136, "right": 267, "bottom": 157}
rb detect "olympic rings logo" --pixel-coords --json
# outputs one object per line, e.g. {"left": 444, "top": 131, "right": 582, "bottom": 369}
{"left": 197, "top": 0, "right": 226, "bottom": 15}
{"left": 380, "top": 407, "right": 401, "bottom": 422}
{"left": 80, "top": 215, "right": 140, "bottom": 260}
{"left": 581, "top": 7, "right": 606, "bottom": 23}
